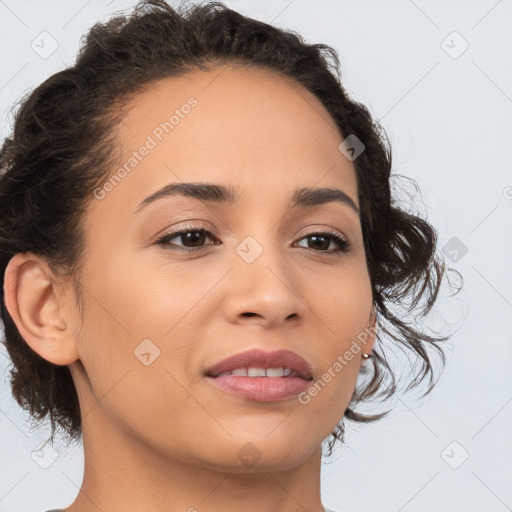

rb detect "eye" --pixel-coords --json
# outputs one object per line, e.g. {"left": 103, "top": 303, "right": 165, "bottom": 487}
{"left": 294, "top": 229, "right": 351, "bottom": 254}
{"left": 155, "top": 224, "right": 219, "bottom": 253}
{"left": 155, "top": 225, "right": 351, "bottom": 254}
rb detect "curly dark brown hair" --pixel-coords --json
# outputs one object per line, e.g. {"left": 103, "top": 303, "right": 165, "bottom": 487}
{"left": 0, "top": 0, "right": 461, "bottom": 454}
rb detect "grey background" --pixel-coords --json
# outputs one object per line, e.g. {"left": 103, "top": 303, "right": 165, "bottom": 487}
{"left": 1, "top": 1, "right": 511, "bottom": 511}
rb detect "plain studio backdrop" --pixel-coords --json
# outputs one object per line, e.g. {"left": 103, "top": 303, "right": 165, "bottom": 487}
{"left": 0, "top": 1, "right": 511, "bottom": 511}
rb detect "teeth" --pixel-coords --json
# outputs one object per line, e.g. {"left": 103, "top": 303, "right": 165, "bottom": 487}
{"left": 247, "top": 367, "right": 267, "bottom": 377}
{"left": 266, "top": 367, "right": 284, "bottom": 377}
{"left": 216, "top": 367, "right": 294, "bottom": 378}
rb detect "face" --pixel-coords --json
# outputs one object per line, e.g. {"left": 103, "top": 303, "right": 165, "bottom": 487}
{"left": 70, "top": 65, "right": 376, "bottom": 471}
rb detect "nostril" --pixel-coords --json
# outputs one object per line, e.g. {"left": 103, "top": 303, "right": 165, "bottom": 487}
{"left": 242, "top": 312, "right": 257, "bottom": 317}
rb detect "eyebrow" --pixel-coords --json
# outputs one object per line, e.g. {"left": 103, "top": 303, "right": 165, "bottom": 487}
{"left": 134, "top": 182, "right": 359, "bottom": 215}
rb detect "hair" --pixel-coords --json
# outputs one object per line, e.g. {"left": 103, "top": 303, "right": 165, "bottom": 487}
{"left": 0, "top": 0, "right": 461, "bottom": 454}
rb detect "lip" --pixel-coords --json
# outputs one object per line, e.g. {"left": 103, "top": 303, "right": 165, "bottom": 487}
{"left": 204, "top": 348, "right": 314, "bottom": 381}
{"left": 206, "top": 374, "right": 311, "bottom": 401}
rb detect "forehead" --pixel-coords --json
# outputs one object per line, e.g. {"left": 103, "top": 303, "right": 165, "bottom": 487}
{"left": 90, "top": 64, "right": 358, "bottom": 219}
{"left": 120, "top": 64, "right": 344, "bottom": 151}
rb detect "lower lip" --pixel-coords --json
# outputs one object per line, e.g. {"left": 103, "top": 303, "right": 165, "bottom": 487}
{"left": 206, "top": 375, "right": 311, "bottom": 402}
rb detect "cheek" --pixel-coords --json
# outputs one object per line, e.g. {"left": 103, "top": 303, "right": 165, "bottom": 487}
{"left": 298, "top": 262, "right": 373, "bottom": 405}
{"left": 79, "top": 247, "right": 192, "bottom": 341}
{"left": 72, "top": 252, "right": 213, "bottom": 437}
{"left": 304, "top": 258, "right": 373, "bottom": 336}
{"left": 74, "top": 286, "right": 205, "bottom": 455}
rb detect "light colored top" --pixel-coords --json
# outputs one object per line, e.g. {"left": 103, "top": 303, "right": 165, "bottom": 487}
{"left": 45, "top": 506, "right": 341, "bottom": 512}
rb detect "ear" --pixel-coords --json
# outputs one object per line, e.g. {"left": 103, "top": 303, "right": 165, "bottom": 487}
{"left": 3, "top": 253, "right": 79, "bottom": 365}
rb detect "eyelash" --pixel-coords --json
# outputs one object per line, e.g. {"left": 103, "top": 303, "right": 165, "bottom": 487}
{"left": 155, "top": 224, "right": 351, "bottom": 255}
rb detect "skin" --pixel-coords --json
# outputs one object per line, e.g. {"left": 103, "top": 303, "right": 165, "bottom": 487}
{"left": 4, "top": 64, "right": 376, "bottom": 512}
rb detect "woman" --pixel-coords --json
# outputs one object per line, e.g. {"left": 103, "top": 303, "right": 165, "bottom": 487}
{"left": 0, "top": 1, "right": 459, "bottom": 511}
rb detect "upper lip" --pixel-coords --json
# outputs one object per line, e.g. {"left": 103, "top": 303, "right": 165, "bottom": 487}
{"left": 205, "top": 348, "right": 313, "bottom": 381}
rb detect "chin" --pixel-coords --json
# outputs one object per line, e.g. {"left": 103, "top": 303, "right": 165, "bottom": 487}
{"left": 186, "top": 435, "right": 316, "bottom": 473}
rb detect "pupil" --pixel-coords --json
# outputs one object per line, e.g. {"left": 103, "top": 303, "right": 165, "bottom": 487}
{"left": 184, "top": 231, "right": 204, "bottom": 247}
{"left": 310, "top": 235, "right": 328, "bottom": 250}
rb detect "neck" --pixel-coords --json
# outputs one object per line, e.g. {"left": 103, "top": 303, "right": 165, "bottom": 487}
{"left": 64, "top": 405, "right": 326, "bottom": 512}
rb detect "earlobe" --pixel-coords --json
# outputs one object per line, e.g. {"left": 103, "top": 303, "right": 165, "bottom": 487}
{"left": 3, "top": 253, "right": 79, "bottom": 366}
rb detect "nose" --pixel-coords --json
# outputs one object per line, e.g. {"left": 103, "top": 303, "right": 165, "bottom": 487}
{"left": 221, "top": 240, "right": 308, "bottom": 329}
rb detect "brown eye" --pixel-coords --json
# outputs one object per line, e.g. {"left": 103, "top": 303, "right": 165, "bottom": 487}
{"left": 295, "top": 231, "right": 351, "bottom": 254}
{"left": 156, "top": 226, "right": 350, "bottom": 255}
{"left": 156, "top": 226, "right": 219, "bottom": 252}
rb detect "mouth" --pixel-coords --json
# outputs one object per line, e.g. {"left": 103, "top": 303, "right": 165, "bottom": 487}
{"left": 204, "top": 348, "right": 314, "bottom": 381}
{"left": 204, "top": 348, "right": 314, "bottom": 402}
{"left": 209, "top": 367, "right": 302, "bottom": 378}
